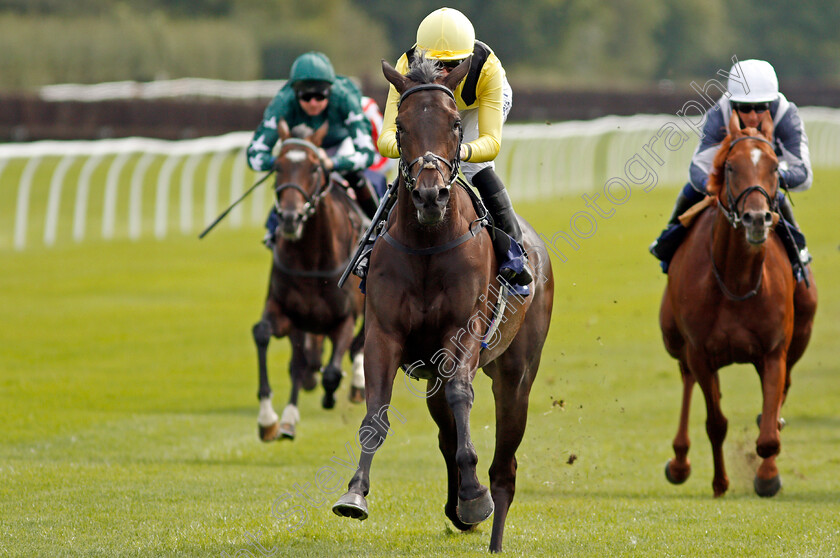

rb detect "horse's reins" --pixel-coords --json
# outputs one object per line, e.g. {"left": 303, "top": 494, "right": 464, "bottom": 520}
{"left": 396, "top": 84, "right": 463, "bottom": 192}
{"left": 710, "top": 135, "right": 778, "bottom": 301}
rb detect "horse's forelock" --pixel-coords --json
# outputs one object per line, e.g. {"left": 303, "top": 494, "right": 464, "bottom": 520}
{"left": 405, "top": 51, "right": 443, "bottom": 84}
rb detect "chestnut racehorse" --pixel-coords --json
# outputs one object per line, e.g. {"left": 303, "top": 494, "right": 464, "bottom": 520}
{"left": 252, "top": 121, "right": 366, "bottom": 441}
{"left": 331, "top": 55, "right": 554, "bottom": 553}
{"left": 660, "top": 109, "right": 817, "bottom": 497}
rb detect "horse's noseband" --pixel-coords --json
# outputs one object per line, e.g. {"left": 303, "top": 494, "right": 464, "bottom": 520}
{"left": 719, "top": 136, "right": 778, "bottom": 228}
{"left": 396, "top": 83, "right": 463, "bottom": 192}
{"left": 273, "top": 138, "right": 331, "bottom": 225}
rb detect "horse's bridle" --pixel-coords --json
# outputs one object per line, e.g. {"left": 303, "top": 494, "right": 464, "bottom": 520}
{"left": 711, "top": 135, "right": 779, "bottom": 301}
{"left": 273, "top": 138, "right": 332, "bottom": 225}
{"left": 717, "top": 135, "right": 779, "bottom": 228}
{"left": 396, "top": 84, "right": 463, "bottom": 191}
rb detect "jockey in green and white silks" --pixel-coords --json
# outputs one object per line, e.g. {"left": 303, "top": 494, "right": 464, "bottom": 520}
{"left": 246, "top": 52, "right": 380, "bottom": 247}
{"left": 649, "top": 59, "right": 813, "bottom": 281}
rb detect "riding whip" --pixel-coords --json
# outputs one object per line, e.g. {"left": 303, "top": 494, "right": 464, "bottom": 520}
{"left": 198, "top": 170, "right": 275, "bottom": 239}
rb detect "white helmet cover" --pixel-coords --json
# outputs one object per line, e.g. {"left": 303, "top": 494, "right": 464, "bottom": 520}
{"left": 728, "top": 59, "right": 779, "bottom": 103}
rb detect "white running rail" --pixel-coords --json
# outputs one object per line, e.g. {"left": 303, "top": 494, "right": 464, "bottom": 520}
{"left": 2, "top": 108, "right": 839, "bottom": 250}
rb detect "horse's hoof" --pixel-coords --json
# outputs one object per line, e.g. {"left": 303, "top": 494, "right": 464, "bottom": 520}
{"left": 756, "top": 414, "right": 787, "bottom": 430}
{"left": 279, "top": 422, "right": 295, "bottom": 440}
{"left": 332, "top": 492, "right": 368, "bottom": 520}
{"left": 259, "top": 422, "right": 282, "bottom": 442}
{"left": 456, "top": 488, "right": 494, "bottom": 525}
{"left": 445, "top": 504, "right": 476, "bottom": 532}
{"left": 348, "top": 386, "right": 365, "bottom": 404}
{"left": 664, "top": 459, "right": 690, "bottom": 484}
{"left": 322, "top": 392, "right": 336, "bottom": 409}
{"left": 754, "top": 474, "right": 782, "bottom": 497}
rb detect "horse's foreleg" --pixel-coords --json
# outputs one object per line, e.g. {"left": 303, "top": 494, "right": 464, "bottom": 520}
{"left": 300, "top": 334, "right": 324, "bottom": 392}
{"left": 426, "top": 383, "right": 474, "bottom": 532}
{"left": 754, "top": 353, "right": 787, "bottom": 497}
{"left": 446, "top": 370, "right": 493, "bottom": 526}
{"left": 485, "top": 354, "right": 538, "bottom": 553}
{"left": 666, "top": 360, "right": 694, "bottom": 485}
{"left": 332, "top": 327, "right": 400, "bottom": 521}
{"left": 322, "top": 315, "right": 356, "bottom": 409}
{"left": 348, "top": 320, "right": 366, "bottom": 404}
{"left": 689, "top": 352, "right": 729, "bottom": 497}
{"left": 254, "top": 303, "right": 291, "bottom": 442}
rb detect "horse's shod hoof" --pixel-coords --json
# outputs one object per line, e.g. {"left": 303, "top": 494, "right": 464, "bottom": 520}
{"left": 664, "top": 459, "right": 690, "bottom": 485}
{"left": 456, "top": 488, "right": 494, "bottom": 525}
{"left": 332, "top": 492, "right": 368, "bottom": 520}
{"left": 279, "top": 423, "right": 296, "bottom": 440}
{"left": 348, "top": 386, "right": 365, "bottom": 404}
{"left": 754, "top": 474, "right": 782, "bottom": 497}
{"left": 259, "top": 422, "right": 282, "bottom": 442}
{"left": 322, "top": 392, "right": 336, "bottom": 409}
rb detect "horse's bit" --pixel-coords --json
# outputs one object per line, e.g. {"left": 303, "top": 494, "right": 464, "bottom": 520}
{"left": 395, "top": 84, "right": 464, "bottom": 191}
{"left": 273, "top": 138, "right": 332, "bottom": 225}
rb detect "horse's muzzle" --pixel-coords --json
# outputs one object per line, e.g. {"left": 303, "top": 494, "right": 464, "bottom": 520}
{"left": 741, "top": 209, "right": 773, "bottom": 245}
{"left": 278, "top": 209, "right": 304, "bottom": 240}
{"left": 412, "top": 185, "right": 449, "bottom": 225}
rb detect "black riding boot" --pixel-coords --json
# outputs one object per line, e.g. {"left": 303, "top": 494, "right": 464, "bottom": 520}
{"left": 648, "top": 191, "right": 697, "bottom": 264}
{"left": 776, "top": 195, "right": 812, "bottom": 281}
{"left": 472, "top": 168, "right": 533, "bottom": 286}
{"left": 347, "top": 172, "right": 379, "bottom": 220}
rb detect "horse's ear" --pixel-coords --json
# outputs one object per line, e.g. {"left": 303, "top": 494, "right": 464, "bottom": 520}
{"left": 729, "top": 109, "right": 742, "bottom": 137}
{"left": 759, "top": 108, "right": 774, "bottom": 140}
{"left": 311, "top": 121, "right": 329, "bottom": 147}
{"left": 278, "top": 119, "right": 290, "bottom": 140}
{"left": 442, "top": 55, "right": 471, "bottom": 91}
{"left": 382, "top": 59, "right": 408, "bottom": 94}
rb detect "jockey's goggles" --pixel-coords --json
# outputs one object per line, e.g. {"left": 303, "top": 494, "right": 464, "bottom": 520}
{"left": 732, "top": 102, "right": 770, "bottom": 114}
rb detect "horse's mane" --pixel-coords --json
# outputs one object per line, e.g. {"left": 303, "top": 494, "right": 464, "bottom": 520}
{"left": 706, "top": 135, "right": 733, "bottom": 196}
{"left": 706, "top": 126, "right": 765, "bottom": 196}
{"left": 405, "top": 51, "right": 443, "bottom": 84}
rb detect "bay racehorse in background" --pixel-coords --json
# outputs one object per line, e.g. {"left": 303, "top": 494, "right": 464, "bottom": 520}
{"left": 253, "top": 120, "right": 367, "bottom": 441}
{"left": 331, "top": 55, "right": 554, "bottom": 553}
{"left": 660, "top": 109, "right": 817, "bottom": 497}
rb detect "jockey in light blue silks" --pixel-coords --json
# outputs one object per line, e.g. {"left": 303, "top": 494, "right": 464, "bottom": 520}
{"left": 649, "top": 59, "right": 813, "bottom": 281}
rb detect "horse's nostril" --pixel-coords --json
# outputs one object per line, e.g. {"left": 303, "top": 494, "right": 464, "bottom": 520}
{"left": 742, "top": 213, "right": 753, "bottom": 226}
{"left": 411, "top": 190, "right": 423, "bottom": 205}
{"left": 764, "top": 212, "right": 773, "bottom": 225}
{"left": 437, "top": 188, "right": 450, "bottom": 204}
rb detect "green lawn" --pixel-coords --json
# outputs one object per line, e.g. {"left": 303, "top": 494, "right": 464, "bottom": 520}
{"left": 1, "top": 172, "right": 838, "bottom": 557}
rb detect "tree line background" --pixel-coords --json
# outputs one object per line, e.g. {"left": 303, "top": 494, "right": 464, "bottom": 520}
{"left": 1, "top": 0, "right": 838, "bottom": 92}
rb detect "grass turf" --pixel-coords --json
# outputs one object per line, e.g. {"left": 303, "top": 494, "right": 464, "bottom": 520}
{"left": 1, "top": 172, "right": 838, "bottom": 557}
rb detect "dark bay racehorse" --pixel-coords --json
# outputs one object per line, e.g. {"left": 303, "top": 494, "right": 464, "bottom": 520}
{"left": 660, "top": 110, "right": 817, "bottom": 497}
{"left": 253, "top": 121, "right": 366, "bottom": 441}
{"left": 331, "top": 56, "right": 554, "bottom": 553}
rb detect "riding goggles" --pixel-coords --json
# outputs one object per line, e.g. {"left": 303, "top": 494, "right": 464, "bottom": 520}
{"left": 298, "top": 91, "right": 328, "bottom": 102}
{"left": 732, "top": 102, "right": 770, "bottom": 114}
